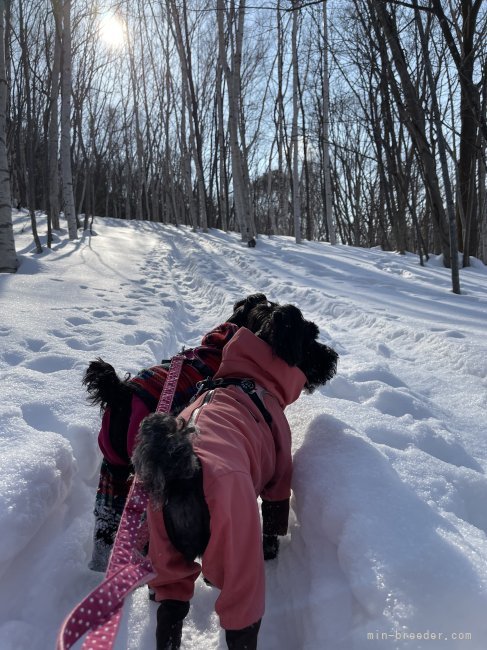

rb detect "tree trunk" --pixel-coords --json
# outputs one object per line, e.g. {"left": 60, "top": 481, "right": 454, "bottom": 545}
{"left": 0, "top": 0, "right": 16, "bottom": 271}
{"left": 217, "top": 0, "right": 251, "bottom": 241}
{"left": 430, "top": 0, "right": 485, "bottom": 260}
{"left": 479, "top": 144, "right": 487, "bottom": 263}
{"left": 266, "top": 143, "right": 278, "bottom": 235}
{"left": 216, "top": 54, "right": 228, "bottom": 232}
{"left": 167, "top": 0, "right": 207, "bottom": 231}
{"left": 322, "top": 0, "right": 335, "bottom": 244}
{"left": 413, "top": 0, "right": 460, "bottom": 292}
{"left": 19, "top": 0, "right": 42, "bottom": 253}
{"left": 60, "top": 0, "right": 77, "bottom": 239}
{"left": 48, "top": 0, "right": 61, "bottom": 231}
{"left": 180, "top": 92, "right": 197, "bottom": 230}
{"left": 291, "top": 0, "right": 301, "bottom": 243}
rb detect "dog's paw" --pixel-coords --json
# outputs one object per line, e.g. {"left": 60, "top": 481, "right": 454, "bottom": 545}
{"left": 263, "top": 534, "right": 279, "bottom": 561}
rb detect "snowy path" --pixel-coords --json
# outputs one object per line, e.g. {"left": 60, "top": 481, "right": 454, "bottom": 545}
{"left": 1, "top": 216, "right": 487, "bottom": 649}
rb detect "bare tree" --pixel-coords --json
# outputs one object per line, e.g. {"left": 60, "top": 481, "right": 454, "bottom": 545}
{"left": 19, "top": 0, "right": 42, "bottom": 253}
{"left": 428, "top": 0, "right": 486, "bottom": 263}
{"left": 291, "top": 0, "right": 301, "bottom": 243}
{"left": 368, "top": 1, "right": 452, "bottom": 264}
{"left": 217, "top": 0, "right": 252, "bottom": 241}
{"left": 167, "top": 0, "right": 208, "bottom": 231}
{"left": 48, "top": 0, "right": 61, "bottom": 234}
{"left": 321, "top": 0, "right": 335, "bottom": 244}
{"left": 413, "top": 0, "right": 460, "bottom": 292}
{"left": 0, "top": 0, "right": 16, "bottom": 272}
{"left": 59, "top": 0, "right": 77, "bottom": 239}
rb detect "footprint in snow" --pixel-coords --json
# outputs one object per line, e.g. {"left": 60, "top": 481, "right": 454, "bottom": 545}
{"left": 21, "top": 402, "right": 64, "bottom": 434}
{"left": 64, "top": 338, "right": 100, "bottom": 351}
{"left": 365, "top": 386, "right": 434, "bottom": 420}
{"left": 65, "top": 316, "right": 92, "bottom": 326}
{"left": 326, "top": 365, "right": 407, "bottom": 403}
{"left": 376, "top": 343, "right": 391, "bottom": 358}
{"left": 91, "top": 310, "right": 112, "bottom": 319}
{"left": 126, "top": 292, "right": 152, "bottom": 303}
{"left": 2, "top": 350, "right": 26, "bottom": 366}
{"left": 49, "top": 329, "right": 71, "bottom": 339}
{"left": 444, "top": 330, "right": 466, "bottom": 339}
{"left": 25, "top": 338, "right": 47, "bottom": 352}
{"left": 350, "top": 367, "right": 405, "bottom": 389}
{"left": 25, "top": 354, "right": 76, "bottom": 373}
{"left": 121, "top": 330, "right": 158, "bottom": 346}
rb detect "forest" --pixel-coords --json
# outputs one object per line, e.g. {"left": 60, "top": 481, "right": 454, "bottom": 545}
{"left": 0, "top": 0, "right": 486, "bottom": 286}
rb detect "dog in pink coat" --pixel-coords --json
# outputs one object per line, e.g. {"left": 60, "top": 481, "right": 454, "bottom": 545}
{"left": 132, "top": 302, "right": 338, "bottom": 650}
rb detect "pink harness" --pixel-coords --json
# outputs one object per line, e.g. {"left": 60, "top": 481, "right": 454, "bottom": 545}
{"left": 56, "top": 355, "right": 185, "bottom": 650}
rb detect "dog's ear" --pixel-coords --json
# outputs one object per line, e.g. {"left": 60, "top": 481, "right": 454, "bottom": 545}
{"left": 299, "top": 341, "right": 338, "bottom": 393}
{"left": 226, "top": 293, "right": 271, "bottom": 327}
{"left": 257, "top": 304, "right": 308, "bottom": 367}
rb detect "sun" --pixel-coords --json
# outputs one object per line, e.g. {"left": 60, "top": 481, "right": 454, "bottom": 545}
{"left": 99, "top": 13, "right": 126, "bottom": 50}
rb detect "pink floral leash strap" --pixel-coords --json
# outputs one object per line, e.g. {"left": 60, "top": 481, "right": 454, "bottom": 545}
{"left": 57, "top": 354, "right": 186, "bottom": 650}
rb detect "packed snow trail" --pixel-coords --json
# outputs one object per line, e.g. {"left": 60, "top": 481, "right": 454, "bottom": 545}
{"left": 0, "top": 215, "right": 486, "bottom": 649}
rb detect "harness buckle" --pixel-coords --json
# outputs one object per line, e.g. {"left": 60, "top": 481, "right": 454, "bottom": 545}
{"left": 239, "top": 379, "right": 256, "bottom": 393}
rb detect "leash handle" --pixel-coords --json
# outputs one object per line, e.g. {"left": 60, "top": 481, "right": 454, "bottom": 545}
{"left": 57, "top": 355, "right": 185, "bottom": 650}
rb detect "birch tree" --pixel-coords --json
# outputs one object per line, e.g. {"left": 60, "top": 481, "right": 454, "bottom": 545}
{"left": 59, "top": 0, "right": 77, "bottom": 239}
{"left": 48, "top": 0, "right": 61, "bottom": 233}
{"left": 322, "top": 0, "right": 335, "bottom": 244}
{"left": 0, "top": 0, "right": 16, "bottom": 272}
{"left": 18, "top": 0, "right": 42, "bottom": 253}
{"left": 217, "top": 0, "right": 252, "bottom": 241}
{"left": 291, "top": 0, "right": 301, "bottom": 243}
{"left": 167, "top": 0, "right": 208, "bottom": 231}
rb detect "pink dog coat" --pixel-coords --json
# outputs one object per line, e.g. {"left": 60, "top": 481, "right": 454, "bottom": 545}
{"left": 147, "top": 328, "right": 306, "bottom": 630}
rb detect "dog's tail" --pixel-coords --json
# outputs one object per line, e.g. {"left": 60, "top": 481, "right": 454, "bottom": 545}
{"left": 133, "top": 413, "right": 209, "bottom": 561}
{"left": 82, "top": 358, "right": 129, "bottom": 411}
{"left": 132, "top": 413, "right": 200, "bottom": 507}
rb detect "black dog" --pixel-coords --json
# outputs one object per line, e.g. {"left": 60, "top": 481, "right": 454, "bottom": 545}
{"left": 132, "top": 302, "right": 338, "bottom": 650}
{"left": 82, "top": 294, "right": 277, "bottom": 571}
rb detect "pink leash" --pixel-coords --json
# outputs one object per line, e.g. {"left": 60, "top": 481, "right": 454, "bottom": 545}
{"left": 57, "top": 355, "right": 185, "bottom": 650}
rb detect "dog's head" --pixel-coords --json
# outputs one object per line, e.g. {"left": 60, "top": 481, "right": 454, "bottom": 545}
{"left": 242, "top": 302, "right": 338, "bottom": 393}
{"left": 226, "top": 293, "right": 276, "bottom": 327}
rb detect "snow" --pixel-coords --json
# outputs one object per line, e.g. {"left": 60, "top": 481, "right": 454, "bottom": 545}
{"left": 1, "top": 212, "right": 487, "bottom": 649}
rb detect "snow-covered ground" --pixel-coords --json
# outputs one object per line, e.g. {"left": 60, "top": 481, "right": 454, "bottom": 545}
{"left": 1, "top": 213, "right": 486, "bottom": 650}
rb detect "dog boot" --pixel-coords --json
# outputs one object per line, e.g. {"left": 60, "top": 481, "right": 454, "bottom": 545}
{"left": 225, "top": 620, "right": 261, "bottom": 650}
{"left": 262, "top": 534, "right": 279, "bottom": 561}
{"left": 156, "top": 599, "right": 190, "bottom": 650}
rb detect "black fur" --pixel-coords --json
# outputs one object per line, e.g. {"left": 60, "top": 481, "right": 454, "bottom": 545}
{"left": 133, "top": 300, "right": 339, "bottom": 563}
{"left": 82, "top": 358, "right": 134, "bottom": 462}
{"left": 246, "top": 303, "right": 313, "bottom": 366}
{"left": 301, "top": 339, "right": 338, "bottom": 393}
{"left": 226, "top": 293, "right": 273, "bottom": 327}
{"left": 82, "top": 357, "right": 133, "bottom": 412}
{"left": 132, "top": 413, "right": 210, "bottom": 562}
{"left": 134, "top": 414, "right": 199, "bottom": 504}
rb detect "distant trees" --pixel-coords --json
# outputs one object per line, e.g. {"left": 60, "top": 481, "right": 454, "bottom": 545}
{"left": 328, "top": 0, "right": 486, "bottom": 277}
{"left": 1, "top": 0, "right": 486, "bottom": 279}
